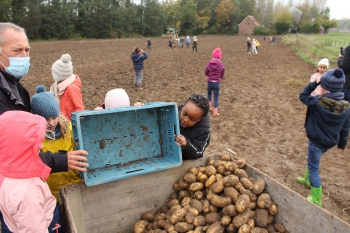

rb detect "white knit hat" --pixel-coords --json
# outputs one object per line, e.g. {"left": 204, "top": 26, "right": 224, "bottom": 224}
{"left": 318, "top": 58, "right": 329, "bottom": 68}
{"left": 51, "top": 54, "right": 73, "bottom": 82}
{"left": 105, "top": 88, "right": 130, "bottom": 109}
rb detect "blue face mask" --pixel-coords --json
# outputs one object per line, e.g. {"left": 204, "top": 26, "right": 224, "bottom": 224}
{"left": 0, "top": 52, "right": 30, "bottom": 79}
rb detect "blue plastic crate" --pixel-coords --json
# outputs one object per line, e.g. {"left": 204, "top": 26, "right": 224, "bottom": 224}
{"left": 71, "top": 102, "right": 182, "bottom": 186}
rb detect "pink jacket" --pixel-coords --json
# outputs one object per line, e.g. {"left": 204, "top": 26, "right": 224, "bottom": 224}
{"left": 0, "top": 111, "right": 56, "bottom": 233}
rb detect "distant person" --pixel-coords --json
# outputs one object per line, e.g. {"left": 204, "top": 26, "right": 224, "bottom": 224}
{"left": 180, "top": 37, "right": 185, "bottom": 48}
{"left": 131, "top": 47, "right": 148, "bottom": 90}
{"left": 146, "top": 38, "right": 151, "bottom": 50}
{"left": 205, "top": 48, "right": 225, "bottom": 117}
{"left": 94, "top": 88, "right": 131, "bottom": 110}
{"left": 186, "top": 35, "right": 190, "bottom": 48}
{"left": 192, "top": 36, "right": 198, "bottom": 52}
{"left": 338, "top": 45, "right": 350, "bottom": 101}
{"left": 168, "top": 39, "right": 173, "bottom": 49}
{"left": 176, "top": 94, "right": 210, "bottom": 160}
{"left": 298, "top": 68, "right": 350, "bottom": 207}
{"left": 256, "top": 40, "right": 261, "bottom": 53}
{"left": 246, "top": 37, "right": 251, "bottom": 54}
{"left": 297, "top": 58, "right": 329, "bottom": 188}
{"left": 252, "top": 38, "right": 258, "bottom": 54}
{"left": 263, "top": 35, "right": 266, "bottom": 42}
{"left": 50, "top": 54, "right": 85, "bottom": 120}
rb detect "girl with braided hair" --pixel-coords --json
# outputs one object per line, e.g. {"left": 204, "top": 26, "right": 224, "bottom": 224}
{"left": 176, "top": 94, "right": 211, "bottom": 160}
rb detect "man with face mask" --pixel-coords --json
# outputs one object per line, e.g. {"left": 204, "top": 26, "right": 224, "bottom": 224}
{"left": 0, "top": 22, "right": 89, "bottom": 232}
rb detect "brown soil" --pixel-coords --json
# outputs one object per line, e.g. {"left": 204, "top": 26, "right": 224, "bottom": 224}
{"left": 23, "top": 35, "right": 350, "bottom": 224}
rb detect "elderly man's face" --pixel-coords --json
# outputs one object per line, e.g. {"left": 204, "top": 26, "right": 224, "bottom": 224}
{"left": 0, "top": 28, "right": 30, "bottom": 71}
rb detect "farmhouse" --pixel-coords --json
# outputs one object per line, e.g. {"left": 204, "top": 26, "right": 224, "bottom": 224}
{"left": 238, "top": 15, "right": 261, "bottom": 35}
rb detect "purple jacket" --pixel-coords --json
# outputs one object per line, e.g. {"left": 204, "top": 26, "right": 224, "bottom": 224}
{"left": 205, "top": 59, "right": 225, "bottom": 82}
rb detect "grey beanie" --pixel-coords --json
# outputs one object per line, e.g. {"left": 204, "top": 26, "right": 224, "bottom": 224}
{"left": 320, "top": 69, "right": 345, "bottom": 93}
{"left": 31, "top": 85, "right": 60, "bottom": 119}
{"left": 51, "top": 54, "right": 73, "bottom": 82}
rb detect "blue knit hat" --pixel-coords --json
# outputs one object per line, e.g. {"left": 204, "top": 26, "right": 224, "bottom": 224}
{"left": 320, "top": 69, "right": 345, "bottom": 93}
{"left": 31, "top": 85, "right": 60, "bottom": 119}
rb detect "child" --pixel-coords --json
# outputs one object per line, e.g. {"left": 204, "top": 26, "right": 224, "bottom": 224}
{"left": 176, "top": 94, "right": 211, "bottom": 160}
{"left": 168, "top": 39, "right": 173, "bottom": 49}
{"left": 180, "top": 37, "right": 185, "bottom": 48}
{"left": 256, "top": 40, "right": 261, "bottom": 53}
{"left": 32, "top": 85, "right": 83, "bottom": 232}
{"left": 0, "top": 111, "right": 58, "bottom": 232}
{"left": 186, "top": 35, "right": 190, "bottom": 48}
{"left": 246, "top": 37, "right": 251, "bottom": 54}
{"left": 297, "top": 58, "right": 329, "bottom": 188}
{"left": 205, "top": 48, "right": 225, "bottom": 117}
{"left": 252, "top": 38, "right": 258, "bottom": 54}
{"left": 298, "top": 68, "right": 350, "bottom": 207}
{"left": 146, "top": 38, "right": 151, "bottom": 50}
{"left": 94, "top": 88, "right": 131, "bottom": 110}
{"left": 131, "top": 47, "right": 148, "bottom": 90}
{"left": 192, "top": 36, "right": 198, "bottom": 52}
{"left": 50, "top": 53, "right": 84, "bottom": 120}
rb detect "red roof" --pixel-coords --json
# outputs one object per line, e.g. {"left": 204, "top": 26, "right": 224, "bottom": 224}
{"left": 239, "top": 15, "right": 261, "bottom": 26}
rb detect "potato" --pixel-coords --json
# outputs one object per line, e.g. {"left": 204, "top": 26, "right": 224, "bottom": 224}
{"left": 253, "top": 178, "right": 266, "bottom": 195}
{"left": 188, "top": 167, "right": 199, "bottom": 176}
{"left": 250, "top": 227, "right": 264, "bottom": 233}
{"left": 210, "top": 180, "right": 224, "bottom": 193}
{"left": 232, "top": 208, "right": 255, "bottom": 228}
{"left": 205, "top": 165, "right": 217, "bottom": 176}
{"left": 234, "top": 182, "right": 243, "bottom": 190}
{"left": 254, "top": 208, "right": 269, "bottom": 228}
{"left": 226, "top": 224, "right": 237, "bottom": 233}
{"left": 177, "top": 190, "right": 190, "bottom": 202}
{"left": 185, "top": 212, "right": 195, "bottom": 224}
{"left": 133, "top": 220, "right": 148, "bottom": 233}
{"left": 178, "top": 178, "right": 189, "bottom": 189}
{"left": 146, "top": 222, "right": 153, "bottom": 231}
{"left": 235, "top": 194, "right": 250, "bottom": 213}
{"left": 209, "top": 194, "right": 231, "bottom": 208}
{"left": 198, "top": 166, "right": 206, "bottom": 173}
{"left": 206, "top": 157, "right": 215, "bottom": 166}
{"left": 222, "top": 175, "right": 239, "bottom": 187}
{"left": 213, "top": 160, "right": 226, "bottom": 168}
{"left": 240, "top": 177, "right": 254, "bottom": 191}
{"left": 184, "top": 173, "right": 197, "bottom": 184}
{"left": 257, "top": 193, "right": 272, "bottom": 209}
{"left": 201, "top": 199, "right": 210, "bottom": 213}
{"left": 141, "top": 212, "right": 155, "bottom": 222}
{"left": 189, "top": 182, "right": 205, "bottom": 192}
{"left": 236, "top": 159, "right": 246, "bottom": 168}
{"left": 190, "top": 199, "right": 203, "bottom": 213}
{"left": 187, "top": 207, "right": 199, "bottom": 216}
{"left": 206, "top": 221, "right": 225, "bottom": 233}
{"left": 193, "top": 216, "right": 206, "bottom": 226}
{"left": 192, "top": 191, "right": 203, "bottom": 200}
{"left": 173, "top": 183, "right": 181, "bottom": 191}
{"left": 154, "top": 213, "right": 166, "bottom": 222}
{"left": 163, "top": 222, "right": 175, "bottom": 232}
{"left": 224, "top": 171, "right": 232, "bottom": 176}
{"left": 224, "top": 187, "right": 240, "bottom": 204}
{"left": 168, "top": 199, "right": 180, "bottom": 209}
{"left": 205, "top": 175, "right": 217, "bottom": 188}
{"left": 205, "top": 212, "right": 221, "bottom": 224}
{"left": 273, "top": 223, "right": 285, "bottom": 233}
{"left": 238, "top": 224, "right": 251, "bottom": 233}
{"left": 196, "top": 171, "right": 204, "bottom": 181}
{"left": 159, "top": 204, "right": 169, "bottom": 214}
{"left": 262, "top": 228, "right": 269, "bottom": 233}
{"left": 193, "top": 226, "right": 204, "bottom": 233}
{"left": 198, "top": 173, "right": 208, "bottom": 184}
{"left": 221, "top": 154, "right": 231, "bottom": 161}
{"left": 209, "top": 204, "right": 219, "bottom": 212}
{"left": 224, "top": 162, "right": 238, "bottom": 172}
{"left": 157, "top": 219, "right": 165, "bottom": 229}
{"left": 220, "top": 215, "right": 232, "bottom": 226}
{"left": 247, "top": 218, "right": 255, "bottom": 229}
{"left": 217, "top": 165, "right": 226, "bottom": 175}
{"left": 248, "top": 201, "right": 257, "bottom": 209}
{"left": 170, "top": 192, "right": 178, "bottom": 199}
{"left": 265, "top": 224, "right": 275, "bottom": 233}
{"left": 234, "top": 169, "right": 248, "bottom": 178}
{"left": 267, "top": 214, "right": 274, "bottom": 225}
{"left": 168, "top": 205, "right": 181, "bottom": 216}
{"left": 174, "top": 222, "right": 194, "bottom": 232}
{"left": 181, "top": 197, "right": 192, "bottom": 207}
{"left": 215, "top": 173, "right": 223, "bottom": 180}
{"left": 222, "top": 205, "right": 238, "bottom": 217}
{"left": 170, "top": 208, "right": 187, "bottom": 225}
{"left": 268, "top": 203, "right": 278, "bottom": 216}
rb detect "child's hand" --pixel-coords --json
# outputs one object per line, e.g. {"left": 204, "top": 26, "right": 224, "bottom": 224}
{"left": 68, "top": 150, "right": 89, "bottom": 172}
{"left": 94, "top": 106, "right": 103, "bottom": 111}
{"left": 134, "top": 102, "right": 144, "bottom": 107}
{"left": 175, "top": 134, "right": 187, "bottom": 147}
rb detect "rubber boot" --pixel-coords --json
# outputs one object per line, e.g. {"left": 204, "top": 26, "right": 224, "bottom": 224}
{"left": 306, "top": 186, "right": 322, "bottom": 207}
{"left": 213, "top": 108, "right": 219, "bottom": 117}
{"left": 209, "top": 101, "right": 213, "bottom": 112}
{"left": 296, "top": 166, "right": 311, "bottom": 188}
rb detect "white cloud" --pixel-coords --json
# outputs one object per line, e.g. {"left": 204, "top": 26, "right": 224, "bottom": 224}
{"left": 326, "top": 0, "right": 349, "bottom": 20}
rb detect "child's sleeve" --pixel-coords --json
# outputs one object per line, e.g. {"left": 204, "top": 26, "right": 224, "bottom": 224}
{"left": 182, "top": 130, "right": 211, "bottom": 160}
{"left": 39, "top": 151, "right": 68, "bottom": 173}
{"left": 338, "top": 114, "right": 350, "bottom": 149}
{"left": 299, "top": 81, "right": 319, "bottom": 107}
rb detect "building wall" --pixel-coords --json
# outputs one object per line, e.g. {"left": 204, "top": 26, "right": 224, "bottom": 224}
{"left": 239, "top": 18, "right": 257, "bottom": 35}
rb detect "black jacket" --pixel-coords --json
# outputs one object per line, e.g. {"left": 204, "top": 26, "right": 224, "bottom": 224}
{"left": 0, "top": 70, "right": 68, "bottom": 172}
{"left": 338, "top": 45, "right": 350, "bottom": 89}
{"left": 178, "top": 105, "right": 211, "bottom": 160}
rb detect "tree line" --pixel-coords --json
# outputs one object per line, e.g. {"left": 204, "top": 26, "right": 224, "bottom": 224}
{"left": 0, "top": 0, "right": 342, "bottom": 40}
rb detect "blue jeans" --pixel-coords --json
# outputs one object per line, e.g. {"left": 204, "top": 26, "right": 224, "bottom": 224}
{"left": 134, "top": 71, "right": 143, "bottom": 88}
{"left": 0, "top": 203, "right": 64, "bottom": 233}
{"left": 342, "top": 87, "right": 350, "bottom": 102}
{"left": 307, "top": 141, "right": 327, "bottom": 188}
{"left": 208, "top": 82, "right": 220, "bottom": 108}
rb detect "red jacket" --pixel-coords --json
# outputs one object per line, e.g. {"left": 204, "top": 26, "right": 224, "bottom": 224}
{"left": 60, "top": 75, "right": 85, "bottom": 120}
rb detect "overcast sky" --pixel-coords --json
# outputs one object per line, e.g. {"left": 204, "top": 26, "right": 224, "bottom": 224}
{"left": 326, "top": 0, "right": 349, "bottom": 20}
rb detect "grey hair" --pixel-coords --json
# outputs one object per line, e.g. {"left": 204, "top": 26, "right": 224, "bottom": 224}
{"left": 0, "top": 22, "right": 26, "bottom": 50}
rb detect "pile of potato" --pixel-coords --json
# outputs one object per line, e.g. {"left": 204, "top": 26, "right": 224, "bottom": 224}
{"left": 133, "top": 154, "right": 286, "bottom": 233}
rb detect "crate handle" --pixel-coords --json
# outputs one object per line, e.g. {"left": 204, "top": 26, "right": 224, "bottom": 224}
{"left": 126, "top": 169, "right": 144, "bottom": 174}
